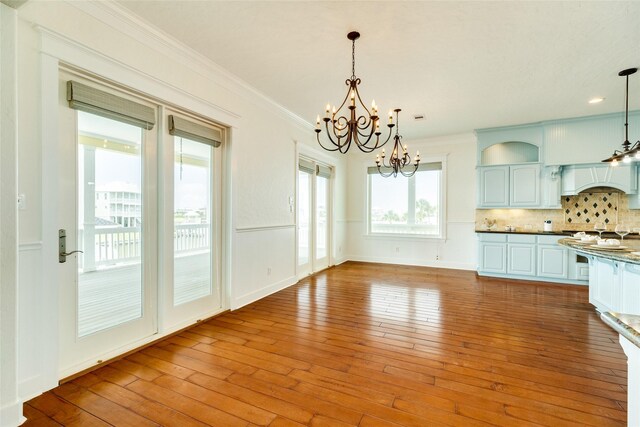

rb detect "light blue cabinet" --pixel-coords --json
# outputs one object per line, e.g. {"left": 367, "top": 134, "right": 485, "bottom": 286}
{"left": 478, "top": 164, "right": 541, "bottom": 208}
{"left": 507, "top": 243, "right": 536, "bottom": 276}
{"left": 537, "top": 244, "right": 568, "bottom": 279}
{"left": 477, "top": 233, "right": 582, "bottom": 284}
{"left": 478, "top": 234, "right": 507, "bottom": 274}
{"left": 510, "top": 164, "right": 541, "bottom": 206}
{"left": 479, "top": 166, "right": 509, "bottom": 207}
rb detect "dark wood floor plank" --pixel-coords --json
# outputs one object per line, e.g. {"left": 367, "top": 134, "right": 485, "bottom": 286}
{"left": 25, "top": 262, "right": 627, "bottom": 426}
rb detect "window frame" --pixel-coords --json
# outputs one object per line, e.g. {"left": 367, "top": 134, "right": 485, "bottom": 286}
{"left": 366, "top": 154, "right": 447, "bottom": 240}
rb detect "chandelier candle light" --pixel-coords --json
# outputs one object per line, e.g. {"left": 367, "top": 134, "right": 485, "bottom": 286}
{"left": 375, "top": 109, "right": 420, "bottom": 178}
{"left": 315, "top": 31, "right": 396, "bottom": 154}
{"left": 602, "top": 67, "right": 640, "bottom": 166}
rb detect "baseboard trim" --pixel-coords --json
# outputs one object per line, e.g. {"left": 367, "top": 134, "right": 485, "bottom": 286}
{"left": 18, "top": 375, "right": 44, "bottom": 403}
{"left": 231, "top": 275, "right": 297, "bottom": 309}
{"left": 345, "top": 255, "right": 475, "bottom": 271}
{"left": 477, "top": 271, "right": 588, "bottom": 286}
{"left": 0, "top": 399, "right": 25, "bottom": 427}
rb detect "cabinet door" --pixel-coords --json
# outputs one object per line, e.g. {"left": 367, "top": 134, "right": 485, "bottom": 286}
{"left": 594, "top": 258, "right": 620, "bottom": 312}
{"left": 510, "top": 164, "right": 540, "bottom": 206}
{"left": 537, "top": 244, "right": 568, "bottom": 279}
{"left": 479, "top": 243, "right": 507, "bottom": 274}
{"left": 622, "top": 263, "right": 640, "bottom": 314}
{"left": 507, "top": 244, "right": 536, "bottom": 276}
{"left": 479, "top": 167, "right": 509, "bottom": 207}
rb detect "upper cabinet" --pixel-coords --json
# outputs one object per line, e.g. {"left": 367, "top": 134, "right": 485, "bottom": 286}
{"left": 476, "top": 112, "right": 640, "bottom": 209}
{"left": 476, "top": 126, "right": 544, "bottom": 208}
{"left": 544, "top": 111, "right": 640, "bottom": 166}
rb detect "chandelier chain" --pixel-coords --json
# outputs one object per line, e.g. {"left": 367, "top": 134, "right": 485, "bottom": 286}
{"left": 351, "top": 38, "right": 356, "bottom": 79}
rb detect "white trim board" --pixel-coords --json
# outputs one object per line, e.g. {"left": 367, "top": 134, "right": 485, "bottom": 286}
{"left": 231, "top": 275, "right": 298, "bottom": 310}
{"left": 345, "top": 256, "right": 476, "bottom": 271}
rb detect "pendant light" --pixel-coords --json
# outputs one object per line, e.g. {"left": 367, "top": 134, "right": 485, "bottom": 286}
{"left": 602, "top": 67, "right": 639, "bottom": 166}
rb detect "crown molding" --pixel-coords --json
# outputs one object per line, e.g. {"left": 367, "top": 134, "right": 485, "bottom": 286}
{"left": 65, "top": 0, "right": 312, "bottom": 131}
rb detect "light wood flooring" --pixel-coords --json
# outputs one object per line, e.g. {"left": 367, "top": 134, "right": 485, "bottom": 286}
{"left": 24, "top": 262, "right": 627, "bottom": 426}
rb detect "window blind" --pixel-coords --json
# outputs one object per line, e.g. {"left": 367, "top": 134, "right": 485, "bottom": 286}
{"left": 67, "top": 81, "right": 156, "bottom": 130}
{"left": 367, "top": 161, "right": 442, "bottom": 175}
{"left": 317, "top": 164, "right": 332, "bottom": 178}
{"left": 169, "top": 115, "right": 222, "bottom": 148}
{"left": 298, "top": 158, "right": 315, "bottom": 174}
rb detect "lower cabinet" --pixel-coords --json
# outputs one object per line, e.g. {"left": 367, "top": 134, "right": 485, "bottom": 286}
{"left": 479, "top": 234, "right": 507, "bottom": 274}
{"left": 477, "top": 233, "right": 576, "bottom": 283}
{"left": 622, "top": 264, "right": 640, "bottom": 313}
{"left": 588, "top": 256, "right": 640, "bottom": 315}
{"left": 537, "top": 244, "right": 568, "bottom": 278}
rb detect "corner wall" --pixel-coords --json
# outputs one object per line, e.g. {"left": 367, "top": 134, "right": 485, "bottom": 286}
{"left": 345, "top": 133, "right": 477, "bottom": 270}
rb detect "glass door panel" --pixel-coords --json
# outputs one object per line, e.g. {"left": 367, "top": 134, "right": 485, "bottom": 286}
{"left": 77, "top": 111, "right": 144, "bottom": 337}
{"left": 297, "top": 170, "right": 312, "bottom": 276}
{"left": 173, "top": 137, "right": 213, "bottom": 306}
{"left": 315, "top": 175, "right": 329, "bottom": 269}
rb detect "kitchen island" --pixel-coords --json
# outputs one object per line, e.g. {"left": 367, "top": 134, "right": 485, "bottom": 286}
{"left": 601, "top": 312, "right": 640, "bottom": 427}
{"left": 558, "top": 239, "right": 640, "bottom": 427}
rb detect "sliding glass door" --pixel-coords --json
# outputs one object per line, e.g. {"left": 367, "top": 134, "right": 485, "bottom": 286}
{"left": 58, "top": 73, "right": 225, "bottom": 377}
{"left": 297, "top": 157, "right": 332, "bottom": 278}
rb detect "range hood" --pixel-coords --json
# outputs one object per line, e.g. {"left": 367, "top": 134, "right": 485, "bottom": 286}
{"left": 561, "top": 163, "right": 637, "bottom": 195}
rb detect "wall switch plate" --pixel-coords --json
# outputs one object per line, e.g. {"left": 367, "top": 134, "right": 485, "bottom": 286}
{"left": 17, "top": 193, "right": 26, "bottom": 210}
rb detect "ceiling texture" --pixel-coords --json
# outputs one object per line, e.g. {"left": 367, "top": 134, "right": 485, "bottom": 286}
{"left": 118, "top": 0, "right": 640, "bottom": 140}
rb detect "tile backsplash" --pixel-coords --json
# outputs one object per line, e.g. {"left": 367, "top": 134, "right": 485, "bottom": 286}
{"left": 563, "top": 192, "right": 618, "bottom": 225}
{"left": 476, "top": 190, "right": 640, "bottom": 232}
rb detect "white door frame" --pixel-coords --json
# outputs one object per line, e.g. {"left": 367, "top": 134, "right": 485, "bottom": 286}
{"left": 38, "top": 29, "right": 237, "bottom": 385}
{"left": 295, "top": 142, "right": 336, "bottom": 279}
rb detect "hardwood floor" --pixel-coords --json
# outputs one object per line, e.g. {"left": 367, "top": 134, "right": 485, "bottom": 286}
{"left": 24, "top": 262, "right": 627, "bottom": 426}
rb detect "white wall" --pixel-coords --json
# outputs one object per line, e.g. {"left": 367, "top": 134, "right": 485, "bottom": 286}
{"left": 0, "top": 3, "right": 24, "bottom": 426}
{"left": 345, "top": 133, "right": 477, "bottom": 270}
{"left": 11, "top": 0, "right": 347, "bottom": 418}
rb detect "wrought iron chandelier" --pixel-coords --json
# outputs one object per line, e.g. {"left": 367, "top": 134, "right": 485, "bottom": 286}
{"left": 375, "top": 109, "right": 420, "bottom": 177}
{"left": 315, "top": 31, "right": 396, "bottom": 154}
{"left": 602, "top": 67, "right": 640, "bottom": 166}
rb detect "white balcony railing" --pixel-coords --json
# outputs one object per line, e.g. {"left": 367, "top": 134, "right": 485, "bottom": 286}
{"left": 79, "top": 223, "right": 210, "bottom": 270}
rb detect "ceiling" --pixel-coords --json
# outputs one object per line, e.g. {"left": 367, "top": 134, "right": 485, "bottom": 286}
{"left": 117, "top": 1, "right": 640, "bottom": 140}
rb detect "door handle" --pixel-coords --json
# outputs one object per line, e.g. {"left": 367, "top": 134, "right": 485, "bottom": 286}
{"left": 59, "top": 229, "right": 83, "bottom": 263}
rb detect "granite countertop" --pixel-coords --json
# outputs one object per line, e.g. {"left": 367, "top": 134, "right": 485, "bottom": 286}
{"left": 475, "top": 229, "right": 569, "bottom": 236}
{"left": 476, "top": 229, "right": 640, "bottom": 239}
{"left": 558, "top": 238, "right": 640, "bottom": 264}
{"left": 601, "top": 312, "right": 640, "bottom": 349}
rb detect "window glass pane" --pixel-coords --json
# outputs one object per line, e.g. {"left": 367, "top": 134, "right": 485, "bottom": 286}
{"left": 298, "top": 171, "right": 310, "bottom": 266}
{"left": 370, "top": 174, "right": 409, "bottom": 233}
{"left": 370, "top": 170, "right": 441, "bottom": 236}
{"left": 174, "top": 137, "right": 213, "bottom": 306}
{"left": 415, "top": 170, "right": 440, "bottom": 235}
{"left": 316, "top": 176, "right": 328, "bottom": 259}
{"left": 77, "top": 111, "right": 143, "bottom": 337}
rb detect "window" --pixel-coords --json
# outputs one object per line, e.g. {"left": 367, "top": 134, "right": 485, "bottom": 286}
{"left": 368, "top": 161, "right": 445, "bottom": 237}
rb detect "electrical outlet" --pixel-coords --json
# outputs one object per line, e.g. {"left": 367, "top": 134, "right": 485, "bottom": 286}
{"left": 339, "top": 245, "right": 342, "bottom": 253}
{"left": 267, "top": 267, "right": 272, "bottom": 276}
{"left": 396, "top": 247, "right": 400, "bottom": 253}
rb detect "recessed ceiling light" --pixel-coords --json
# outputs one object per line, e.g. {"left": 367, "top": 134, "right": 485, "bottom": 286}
{"left": 588, "top": 97, "right": 605, "bottom": 104}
